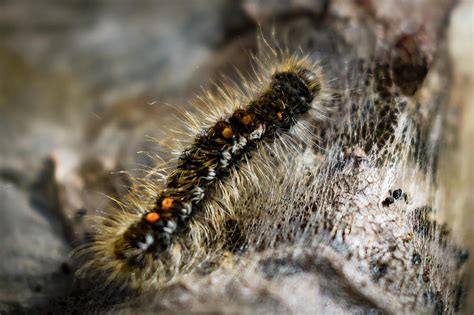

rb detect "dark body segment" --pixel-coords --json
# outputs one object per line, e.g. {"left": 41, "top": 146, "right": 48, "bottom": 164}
{"left": 119, "top": 70, "right": 320, "bottom": 260}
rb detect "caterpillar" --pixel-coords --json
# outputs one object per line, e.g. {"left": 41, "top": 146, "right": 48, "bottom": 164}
{"left": 76, "top": 52, "right": 330, "bottom": 289}
{"left": 56, "top": 39, "right": 467, "bottom": 315}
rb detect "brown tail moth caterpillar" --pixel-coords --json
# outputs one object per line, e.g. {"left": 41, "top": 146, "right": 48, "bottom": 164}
{"left": 76, "top": 52, "right": 329, "bottom": 290}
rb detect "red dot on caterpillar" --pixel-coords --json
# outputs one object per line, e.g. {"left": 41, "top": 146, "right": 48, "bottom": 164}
{"left": 145, "top": 212, "right": 160, "bottom": 223}
{"left": 161, "top": 197, "right": 174, "bottom": 210}
{"left": 232, "top": 109, "right": 254, "bottom": 126}
{"left": 241, "top": 114, "right": 253, "bottom": 125}
{"left": 221, "top": 126, "right": 233, "bottom": 139}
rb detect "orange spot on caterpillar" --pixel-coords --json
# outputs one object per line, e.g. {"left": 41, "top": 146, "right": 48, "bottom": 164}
{"left": 232, "top": 109, "right": 253, "bottom": 126}
{"left": 241, "top": 114, "right": 253, "bottom": 125}
{"left": 145, "top": 212, "right": 160, "bottom": 223}
{"left": 161, "top": 197, "right": 173, "bottom": 210}
{"left": 277, "top": 112, "right": 284, "bottom": 121}
{"left": 221, "top": 127, "right": 233, "bottom": 139}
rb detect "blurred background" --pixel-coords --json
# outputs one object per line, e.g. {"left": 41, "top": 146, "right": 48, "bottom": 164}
{"left": 0, "top": 0, "right": 472, "bottom": 313}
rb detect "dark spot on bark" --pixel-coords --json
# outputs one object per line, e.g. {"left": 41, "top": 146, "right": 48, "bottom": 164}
{"left": 391, "top": 32, "right": 430, "bottom": 96}
{"left": 392, "top": 188, "right": 402, "bottom": 200}
{"left": 412, "top": 253, "right": 422, "bottom": 265}
{"left": 371, "top": 262, "right": 388, "bottom": 280}
{"left": 382, "top": 196, "right": 394, "bottom": 207}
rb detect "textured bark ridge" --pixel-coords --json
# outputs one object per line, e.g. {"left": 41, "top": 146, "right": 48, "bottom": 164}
{"left": 0, "top": 1, "right": 469, "bottom": 314}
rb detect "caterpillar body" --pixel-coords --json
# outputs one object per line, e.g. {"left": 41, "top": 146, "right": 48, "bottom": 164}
{"left": 77, "top": 54, "right": 329, "bottom": 289}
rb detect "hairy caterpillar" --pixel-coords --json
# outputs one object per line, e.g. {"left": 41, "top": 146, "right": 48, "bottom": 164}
{"left": 57, "top": 40, "right": 466, "bottom": 315}
{"left": 69, "top": 45, "right": 468, "bottom": 314}
{"left": 1, "top": 0, "right": 468, "bottom": 313}
{"left": 76, "top": 52, "right": 330, "bottom": 289}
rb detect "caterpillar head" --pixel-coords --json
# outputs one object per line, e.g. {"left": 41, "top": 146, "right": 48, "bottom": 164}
{"left": 297, "top": 68, "right": 322, "bottom": 96}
